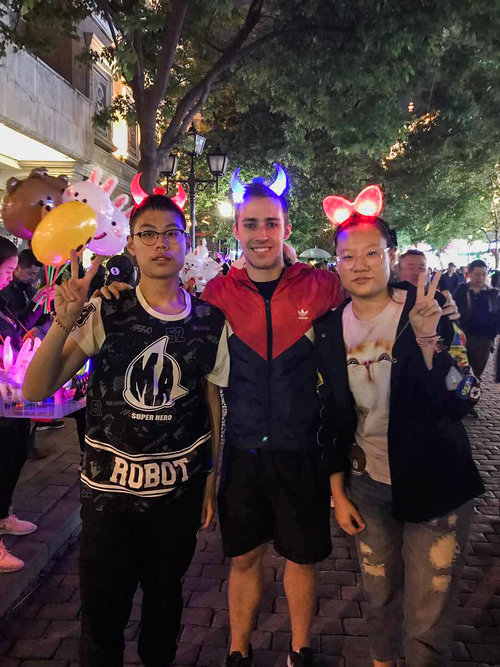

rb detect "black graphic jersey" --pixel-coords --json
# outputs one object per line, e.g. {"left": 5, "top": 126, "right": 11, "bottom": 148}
{"left": 70, "top": 286, "right": 226, "bottom": 511}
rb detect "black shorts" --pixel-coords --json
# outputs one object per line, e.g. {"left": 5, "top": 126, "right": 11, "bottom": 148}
{"left": 218, "top": 447, "right": 332, "bottom": 564}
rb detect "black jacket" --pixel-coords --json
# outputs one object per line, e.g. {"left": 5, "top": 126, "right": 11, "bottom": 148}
{"left": 0, "top": 295, "right": 26, "bottom": 352}
{"left": 454, "top": 283, "right": 500, "bottom": 338}
{"left": 439, "top": 272, "right": 460, "bottom": 293}
{"left": 0, "top": 279, "right": 45, "bottom": 331}
{"left": 315, "top": 286, "right": 484, "bottom": 523}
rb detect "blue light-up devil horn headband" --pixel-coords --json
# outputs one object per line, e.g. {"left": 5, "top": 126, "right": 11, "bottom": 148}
{"left": 230, "top": 167, "right": 246, "bottom": 204}
{"left": 269, "top": 163, "right": 288, "bottom": 197}
{"left": 230, "top": 163, "right": 288, "bottom": 204}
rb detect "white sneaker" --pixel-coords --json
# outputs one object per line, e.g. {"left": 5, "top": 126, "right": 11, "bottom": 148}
{"left": 0, "top": 512, "right": 37, "bottom": 536}
{"left": 0, "top": 540, "right": 24, "bottom": 572}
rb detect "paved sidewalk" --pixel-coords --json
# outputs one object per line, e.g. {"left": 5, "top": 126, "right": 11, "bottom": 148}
{"left": 0, "top": 365, "right": 499, "bottom": 666}
{"left": 0, "top": 419, "right": 82, "bottom": 618}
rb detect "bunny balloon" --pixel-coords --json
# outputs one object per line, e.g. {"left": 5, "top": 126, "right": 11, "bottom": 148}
{"left": 90, "top": 194, "right": 132, "bottom": 255}
{"left": 62, "top": 166, "right": 122, "bottom": 256}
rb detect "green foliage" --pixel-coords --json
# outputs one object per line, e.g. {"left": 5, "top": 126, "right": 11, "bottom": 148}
{"left": 0, "top": 0, "right": 93, "bottom": 57}
{"left": 2, "top": 0, "right": 499, "bottom": 251}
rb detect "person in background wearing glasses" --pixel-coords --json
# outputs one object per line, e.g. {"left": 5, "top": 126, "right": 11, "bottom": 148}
{"left": 24, "top": 194, "right": 227, "bottom": 667}
{"left": 315, "top": 211, "right": 483, "bottom": 667}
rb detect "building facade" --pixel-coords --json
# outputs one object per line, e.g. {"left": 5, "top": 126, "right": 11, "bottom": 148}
{"left": 0, "top": 9, "right": 138, "bottom": 241}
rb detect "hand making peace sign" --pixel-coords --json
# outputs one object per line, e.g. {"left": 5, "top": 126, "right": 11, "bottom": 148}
{"left": 409, "top": 270, "right": 443, "bottom": 338}
{"left": 53, "top": 250, "right": 103, "bottom": 330}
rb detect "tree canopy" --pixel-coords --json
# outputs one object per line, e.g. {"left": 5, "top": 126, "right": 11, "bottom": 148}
{"left": 1, "top": 0, "right": 499, "bottom": 249}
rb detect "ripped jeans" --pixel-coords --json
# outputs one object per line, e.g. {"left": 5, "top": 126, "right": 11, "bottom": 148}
{"left": 349, "top": 472, "right": 473, "bottom": 666}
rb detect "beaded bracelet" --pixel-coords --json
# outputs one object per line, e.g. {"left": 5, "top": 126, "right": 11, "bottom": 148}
{"left": 415, "top": 334, "right": 441, "bottom": 348}
{"left": 52, "top": 313, "right": 75, "bottom": 334}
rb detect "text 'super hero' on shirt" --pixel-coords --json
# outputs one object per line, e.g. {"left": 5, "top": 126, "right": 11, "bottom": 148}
{"left": 70, "top": 287, "right": 226, "bottom": 510}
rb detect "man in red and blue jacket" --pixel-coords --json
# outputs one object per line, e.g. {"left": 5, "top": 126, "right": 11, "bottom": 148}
{"left": 202, "top": 182, "right": 342, "bottom": 667}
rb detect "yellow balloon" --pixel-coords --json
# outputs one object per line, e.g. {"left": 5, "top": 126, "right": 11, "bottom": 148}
{"left": 31, "top": 201, "right": 97, "bottom": 266}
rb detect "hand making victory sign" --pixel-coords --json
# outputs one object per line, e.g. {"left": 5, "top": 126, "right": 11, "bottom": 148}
{"left": 409, "top": 270, "right": 443, "bottom": 338}
{"left": 53, "top": 250, "right": 103, "bottom": 330}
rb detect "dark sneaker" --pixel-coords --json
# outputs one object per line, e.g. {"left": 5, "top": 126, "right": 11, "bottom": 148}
{"left": 226, "top": 644, "right": 254, "bottom": 666}
{"left": 48, "top": 420, "right": 65, "bottom": 429}
{"left": 35, "top": 420, "right": 65, "bottom": 431}
{"left": 34, "top": 422, "right": 50, "bottom": 431}
{"left": 465, "top": 408, "right": 479, "bottom": 419}
{"left": 287, "top": 647, "right": 313, "bottom": 667}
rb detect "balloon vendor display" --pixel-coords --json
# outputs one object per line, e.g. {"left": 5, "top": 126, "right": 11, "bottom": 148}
{"left": 2, "top": 165, "right": 136, "bottom": 313}
{"left": 0, "top": 334, "right": 90, "bottom": 418}
{"left": 0, "top": 336, "right": 41, "bottom": 404}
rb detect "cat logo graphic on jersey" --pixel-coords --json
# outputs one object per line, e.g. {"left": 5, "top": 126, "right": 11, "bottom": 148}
{"left": 123, "top": 335, "right": 188, "bottom": 411}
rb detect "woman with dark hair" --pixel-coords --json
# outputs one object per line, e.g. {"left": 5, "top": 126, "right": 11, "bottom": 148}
{"left": 0, "top": 237, "right": 18, "bottom": 292}
{"left": 0, "top": 236, "right": 38, "bottom": 573}
{"left": 315, "top": 212, "right": 484, "bottom": 666}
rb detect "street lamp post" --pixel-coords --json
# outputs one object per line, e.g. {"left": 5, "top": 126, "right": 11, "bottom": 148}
{"left": 161, "top": 124, "right": 229, "bottom": 248}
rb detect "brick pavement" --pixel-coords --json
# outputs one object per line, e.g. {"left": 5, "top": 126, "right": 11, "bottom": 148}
{"left": 0, "top": 364, "right": 499, "bottom": 666}
{"left": 0, "top": 419, "right": 82, "bottom": 618}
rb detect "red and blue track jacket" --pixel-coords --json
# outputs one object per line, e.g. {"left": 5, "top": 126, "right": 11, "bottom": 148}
{"left": 202, "top": 262, "right": 342, "bottom": 452}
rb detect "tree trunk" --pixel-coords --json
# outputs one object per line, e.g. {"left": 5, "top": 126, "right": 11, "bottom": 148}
{"left": 495, "top": 225, "right": 499, "bottom": 269}
{"left": 137, "top": 104, "right": 159, "bottom": 192}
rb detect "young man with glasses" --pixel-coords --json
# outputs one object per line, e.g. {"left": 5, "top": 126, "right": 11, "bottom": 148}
{"left": 24, "top": 194, "right": 226, "bottom": 667}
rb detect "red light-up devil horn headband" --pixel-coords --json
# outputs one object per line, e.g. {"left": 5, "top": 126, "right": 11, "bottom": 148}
{"left": 131, "top": 173, "right": 187, "bottom": 210}
{"left": 322, "top": 185, "right": 383, "bottom": 226}
{"left": 131, "top": 173, "right": 148, "bottom": 205}
{"left": 171, "top": 183, "right": 187, "bottom": 210}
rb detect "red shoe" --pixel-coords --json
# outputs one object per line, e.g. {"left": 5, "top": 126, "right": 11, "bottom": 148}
{"left": 0, "top": 540, "right": 24, "bottom": 572}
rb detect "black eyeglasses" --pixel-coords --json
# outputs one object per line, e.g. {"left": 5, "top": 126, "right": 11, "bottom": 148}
{"left": 133, "top": 229, "right": 187, "bottom": 246}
